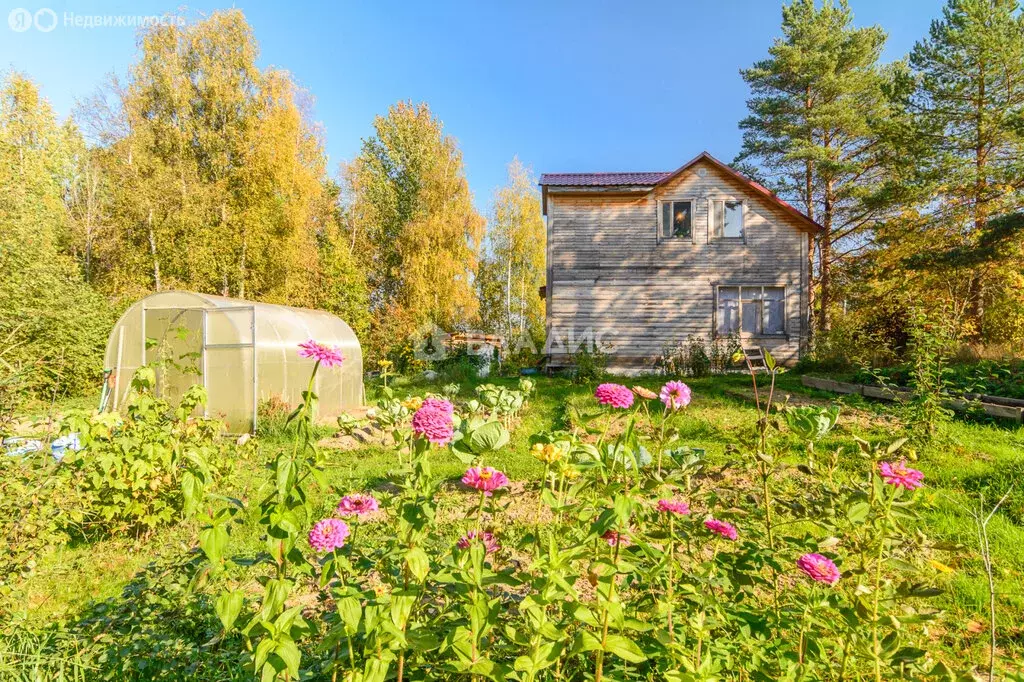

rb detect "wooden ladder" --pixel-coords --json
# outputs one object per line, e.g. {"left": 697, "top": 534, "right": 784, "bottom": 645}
{"left": 740, "top": 346, "right": 768, "bottom": 373}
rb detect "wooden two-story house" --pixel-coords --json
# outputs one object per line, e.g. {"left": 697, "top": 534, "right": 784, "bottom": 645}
{"left": 538, "top": 152, "right": 819, "bottom": 371}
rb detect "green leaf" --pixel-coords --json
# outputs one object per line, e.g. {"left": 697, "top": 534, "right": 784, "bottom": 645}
{"left": 391, "top": 592, "right": 416, "bottom": 629}
{"left": 571, "top": 604, "right": 600, "bottom": 627}
{"left": 338, "top": 596, "right": 361, "bottom": 634}
{"left": 405, "top": 546, "right": 430, "bottom": 582}
{"left": 468, "top": 421, "right": 510, "bottom": 454}
{"left": 215, "top": 589, "right": 245, "bottom": 631}
{"left": 253, "top": 637, "right": 276, "bottom": 672}
{"left": 276, "top": 456, "right": 295, "bottom": 496}
{"left": 276, "top": 637, "right": 301, "bottom": 676}
{"left": 199, "top": 523, "right": 229, "bottom": 567}
{"left": 613, "top": 494, "right": 633, "bottom": 526}
{"left": 603, "top": 634, "right": 647, "bottom": 662}
{"left": 846, "top": 501, "right": 871, "bottom": 524}
{"left": 570, "top": 630, "right": 603, "bottom": 655}
{"left": 181, "top": 470, "right": 202, "bottom": 517}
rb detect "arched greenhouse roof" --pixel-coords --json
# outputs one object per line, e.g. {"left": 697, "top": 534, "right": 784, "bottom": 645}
{"left": 103, "top": 291, "right": 363, "bottom": 433}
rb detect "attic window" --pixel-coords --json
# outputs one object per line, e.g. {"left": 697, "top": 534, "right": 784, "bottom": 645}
{"left": 712, "top": 200, "right": 744, "bottom": 239}
{"left": 659, "top": 200, "right": 692, "bottom": 240}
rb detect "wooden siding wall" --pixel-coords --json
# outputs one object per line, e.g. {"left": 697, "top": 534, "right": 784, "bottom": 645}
{"left": 546, "top": 159, "right": 808, "bottom": 370}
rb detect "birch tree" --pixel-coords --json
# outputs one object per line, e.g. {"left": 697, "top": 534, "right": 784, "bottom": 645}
{"left": 477, "top": 158, "right": 546, "bottom": 347}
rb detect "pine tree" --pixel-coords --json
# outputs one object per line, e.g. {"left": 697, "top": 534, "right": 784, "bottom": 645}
{"left": 736, "top": 0, "right": 898, "bottom": 339}
{"left": 905, "top": 0, "right": 1024, "bottom": 339}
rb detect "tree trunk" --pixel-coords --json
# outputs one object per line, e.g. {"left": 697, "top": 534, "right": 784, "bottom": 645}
{"left": 804, "top": 153, "right": 816, "bottom": 351}
{"left": 818, "top": 181, "right": 833, "bottom": 335}
{"left": 519, "top": 273, "right": 526, "bottom": 337}
{"left": 970, "top": 66, "right": 988, "bottom": 339}
{"left": 505, "top": 252, "right": 513, "bottom": 343}
{"left": 147, "top": 208, "right": 161, "bottom": 292}
{"left": 806, "top": 233, "right": 815, "bottom": 351}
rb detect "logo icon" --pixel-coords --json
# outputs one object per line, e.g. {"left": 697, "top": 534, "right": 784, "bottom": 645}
{"left": 8, "top": 8, "right": 32, "bottom": 32}
{"left": 34, "top": 8, "right": 57, "bottom": 32}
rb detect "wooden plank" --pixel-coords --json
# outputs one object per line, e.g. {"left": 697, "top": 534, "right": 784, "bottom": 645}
{"left": 800, "top": 377, "right": 1022, "bottom": 423}
{"left": 964, "top": 393, "right": 1024, "bottom": 409}
{"left": 947, "top": 399, "right": 1023, "bottom": 422}
{"left": 861, "top": 385, "right": 914, "bottom": 401}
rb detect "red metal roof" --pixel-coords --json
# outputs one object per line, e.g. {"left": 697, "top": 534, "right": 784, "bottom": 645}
{"left": 539, "top": 171, "right": 670, "bottom": 186}
{"left": 539, "top": 152, "right": 821, "bottom": 232}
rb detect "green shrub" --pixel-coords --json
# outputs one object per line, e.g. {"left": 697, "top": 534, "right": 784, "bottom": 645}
{"left": 59, "top": 367, "right": 232, "bottom": 536}
{"left": 657, "top": 334, "right": 739, "bottom": 376}
{"left": 569, "top": 346, "right": 608, "bottom": 384}
{"left": 0, "top": 451, "right": 82, "bottom": 589}
{"left": 435, "top": 347, "right": 487, "bottom": 383}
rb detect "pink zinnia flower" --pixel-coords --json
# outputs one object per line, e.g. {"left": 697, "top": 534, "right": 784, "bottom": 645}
{"left": 595, "top": 383, "right": 635, "bottom": 409}
{"left": 298, "top": 339, "right": 344, "bottom": 368}
{"left": 336, "top": 493, "right": 379, "bottom": 518}
{"left": 308, "top": 518, "right": 350, "bottom": 553}
{"left": 421, "top": 397, "right": 454, "bottom": 417}
{"left": 657, "top": 499, "right": 691, "bottom": 516}
{"left": 457, "top": 530, "right": 500, "bottom": 554}
{"left": 797, "top": 553, "right": 841, "bottom": 586}
{"left": 660, "top": 381, "right": 692, "bottom": 410}
{"left": 878, "top": 460, "right": 924, "bottom": 491}
{"left": 412, "top": 404, "right": 454, "bottom": 445}
{"left": 704, "top": 518, "right": 738, "bottom": 541}
{"left": 461, "top": 466, "right": 510, "bottom": 495}
{"left": 601, "top": 530, "right": 631, "bottom": 547}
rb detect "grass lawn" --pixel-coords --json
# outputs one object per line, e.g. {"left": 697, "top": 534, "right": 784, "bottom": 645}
{"left": 5, "top": 371, "right": 1024, "bottom": 673}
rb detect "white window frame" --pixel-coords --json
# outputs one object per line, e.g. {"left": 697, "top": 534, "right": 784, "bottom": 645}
{"left": 657, "top": 198, "right": 697, "bottom": 244}
{"left": 710, "top": 198, "right": 746, "bottom": 242}
{"left": 713, "top": 284, "right": 787, "bottom": 338}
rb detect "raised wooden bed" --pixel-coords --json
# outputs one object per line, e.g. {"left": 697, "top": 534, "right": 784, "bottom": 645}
{"left": 800, "top": 376, "right": 1024, "bottom": 423}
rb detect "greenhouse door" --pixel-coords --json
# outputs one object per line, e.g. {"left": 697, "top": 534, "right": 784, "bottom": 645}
{"left": 142, "top": 307, "right": 204, "bottom": 408}
{"left": 202, "top": 307, "right": 256, "bottom": 434}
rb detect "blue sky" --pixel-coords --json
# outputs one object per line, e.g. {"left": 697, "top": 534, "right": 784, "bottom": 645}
{"left": 1, "top": 0, "right": 942, "bottom": 212}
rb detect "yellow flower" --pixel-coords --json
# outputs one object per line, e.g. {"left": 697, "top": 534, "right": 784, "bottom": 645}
{"left": 928, "top": 559, "right": 954, "bottom": 574}
{"left": 532, "top": 442, "right": 563, "bottom": 464}
{"left": 401, "top": 396, "right": 423, "bottom": 411}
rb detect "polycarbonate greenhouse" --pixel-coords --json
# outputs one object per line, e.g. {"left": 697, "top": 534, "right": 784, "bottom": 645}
{"left": 103, "top": 291, "right": 363, "bottom": 433}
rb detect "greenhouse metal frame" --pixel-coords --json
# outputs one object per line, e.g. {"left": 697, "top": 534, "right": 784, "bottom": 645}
{"left": 103, "top": 291, "right": 363, "bottom": 433}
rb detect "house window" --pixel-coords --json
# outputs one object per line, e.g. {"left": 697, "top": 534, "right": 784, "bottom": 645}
{"left": 712, "top": 200, "right": 744, "bottom": 239}
{"left": 717, "top": 285, "right": 785, "bottom": 335}
{"left": 660, "top": 200, "right": 692, "bottom": 240}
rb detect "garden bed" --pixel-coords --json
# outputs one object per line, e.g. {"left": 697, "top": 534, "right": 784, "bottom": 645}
{"left": 801, "top": 375, "right": 1024, "bottom": 422}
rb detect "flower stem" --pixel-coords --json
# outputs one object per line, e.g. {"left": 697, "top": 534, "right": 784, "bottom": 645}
{"left": 537, "top": 461, "right": 550, "bottom": 520}
{"left": 667, "top": 515, "right": 676, "bottom": 646}
{"left": 871, "top": 491, "right": 893, "bottom": 682}
{"left": 594, "top": 537, "right": 621, "bottom": 682}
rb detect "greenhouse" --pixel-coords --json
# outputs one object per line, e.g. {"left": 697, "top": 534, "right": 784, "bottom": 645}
{"left": 102, "top": 291, "right": 363, "bottom": 433}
